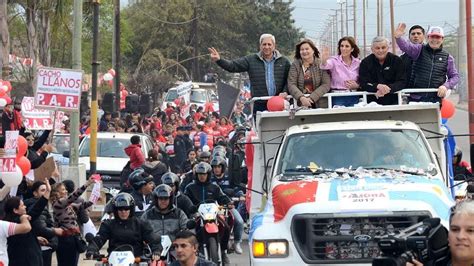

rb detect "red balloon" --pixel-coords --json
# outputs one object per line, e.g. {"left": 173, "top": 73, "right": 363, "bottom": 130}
{"left": 2, "top": 95, "right": 11, "bottom": 104}
{"left": 441, "top": 99, "right": 455, "bottom": 119}
{"left": 267, "top": 96, "right": 285, "bottom": 111}
{"left": 17, "top": 156, "right": 31, "bottom": 176}
{"left": 17, "top": 136, "right": 28, "bottom": 157}
{"left": 3, "top": 81, "right": 11, "bottom": 92}
{"left": 0, "top": 89, "right": 5, "bottom": 97}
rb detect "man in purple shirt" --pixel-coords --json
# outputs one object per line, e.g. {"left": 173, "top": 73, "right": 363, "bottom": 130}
{"left": 394, "top": 23, "right": 459, "bottom": 103}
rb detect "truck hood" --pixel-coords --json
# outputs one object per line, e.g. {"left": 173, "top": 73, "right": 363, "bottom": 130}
{"left": 78, "top": 157, "right": 128, "bottom": 174}
{"left": 269, "top": 173, "right": 454, "bottom": 223}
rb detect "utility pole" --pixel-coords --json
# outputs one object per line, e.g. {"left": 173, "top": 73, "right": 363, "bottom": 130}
{"left": 377, "top": 0, "right": 380, "bottom": 36}
{"left": 340, "top": 1, "right": 344, "bottom": 37}
{"left": 191, "top": 1, "right": 199, "bottom": 81}
{"left": 363, "top": 0, "right": 367, "bottom": 57}
{"left": 380, "top": 0, "right": 384, "bottom": 36}
{"left": 114, "top": 0, "right": 120, "bottom": 112}
{"left": 345, "top": 0, "right": 348, "bottom": 38}
{"left": 70, "top": 0, "right": 82, "bottom": 167}
{"left": 90, "top": 0, "right": 100, "bottom": 174}
{"left": 390, "top": 0, "right": 396, "bottom": 53}
{"left": 459, "top": 0, "right": 468, "bottom": 104}
{"left": 353, "top": 0, "right": 356, "bottom": 40}
{"left": 466, "top": 0, "right": 474, "bottom": 167}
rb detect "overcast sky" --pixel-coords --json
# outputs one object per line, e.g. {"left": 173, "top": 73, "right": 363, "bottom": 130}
{"left": 291, "top": 0, "right": 460, "bottom": 44}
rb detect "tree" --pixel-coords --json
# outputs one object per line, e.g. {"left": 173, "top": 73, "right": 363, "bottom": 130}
{"left": 0, "top": 0, "right": 9, "bottom": 79}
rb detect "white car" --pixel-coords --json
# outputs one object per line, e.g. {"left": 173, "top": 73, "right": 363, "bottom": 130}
{"left": 78, "top": 132, "right": 155, "bottom": 187}
{"left": 161, "top": 84, "right": 219, "bottom": 111}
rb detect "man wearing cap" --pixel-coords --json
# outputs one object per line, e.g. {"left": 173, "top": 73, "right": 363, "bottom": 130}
{"left": 394, "top": 23, "right": 459, "bottom": 103}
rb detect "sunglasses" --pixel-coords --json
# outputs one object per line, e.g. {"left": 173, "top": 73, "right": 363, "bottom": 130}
{"left": 26, "top": 138, "right": 35, "bottom": 141}
{"left": 158, "top": 197, "right": 170, "bottom": 201}
{"left": 117, "top": 207, "right": 131, "bottom": 211}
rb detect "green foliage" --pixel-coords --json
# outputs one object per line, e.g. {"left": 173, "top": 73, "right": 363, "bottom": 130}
{"left": 122, "top": 0, "right": 303, "bottom": 91}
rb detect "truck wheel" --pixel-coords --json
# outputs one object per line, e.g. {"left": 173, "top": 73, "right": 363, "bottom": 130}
{"left": 208, "top": 235, "right": 220, "bottom": 265}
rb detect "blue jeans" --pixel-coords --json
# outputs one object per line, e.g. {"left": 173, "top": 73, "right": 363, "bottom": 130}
{"left": 332, "top": 95, "right": 359, "bottom": 107}
{"left": 230, "top": 208, "right": 244, "bottom": 242}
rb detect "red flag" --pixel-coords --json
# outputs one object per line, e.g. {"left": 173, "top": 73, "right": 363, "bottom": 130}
{"left": 272, "top": 180, "right": 318, "bottom": 222}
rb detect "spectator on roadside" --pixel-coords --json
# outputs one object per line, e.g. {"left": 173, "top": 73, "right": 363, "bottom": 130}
{"left": 99, "top": 112, "right": 112, "bottom": 132}
{"left": 142, "top": 149, "right": 168, "bottom": 185}
{"left": 24, "top": 130, "right": 53, "bottom": 170}
{"left": 320, "top": 36, "right": 361, "bottom": 107}
{"left": 24, "top": 181, "right": 64, "bottom": 266}
{"left": 395, "top": 23, "right": 459, "bottom": 103}
{"left": 359, "top": 36, "right": 406, "bottom": 105}
{"left": 181, "top": 149, "right": 198, "bottom": 173}
{"left": 174, "top": 126, "right": 188, "bottom": 173}
{"left": 125, "top": 135, "right": 145, "bottom": 170}
{"left": 209, "top": 33, "right": 291, "bottom": 113}
{"left": 400, "top": 25, "right": 425, "bottom": 86}
{"left": 1, "top": 101, "right": 23, "bottom": 137}
{"left": 288, "top": 38, "right": 331, "bottom": 108}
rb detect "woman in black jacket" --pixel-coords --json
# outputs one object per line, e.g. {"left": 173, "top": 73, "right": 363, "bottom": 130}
{"left": 4, "top": 177, "right": 51, "bottom": 266}
{"left": 24, "top": 180, "right": 64, "bottom": 266}
{"left": 24, "top": 130, "right": 52, "bottom": 169}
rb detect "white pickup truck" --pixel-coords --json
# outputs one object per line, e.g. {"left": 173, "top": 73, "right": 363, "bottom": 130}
{"left": 247, "top": 94, "right": 455, "bottom": 265}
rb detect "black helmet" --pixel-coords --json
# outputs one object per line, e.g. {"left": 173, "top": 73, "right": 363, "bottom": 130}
{"left": 199, "top": 151, "right": 211, "bottom": 161}
{"left": 195, "top": 162, "right": 212, "bottom": 183}
{"left": 161, "top": 172, "right": 179, "bottom": 187}
{"left": 112, "top": 193, "right": 135, "bottom": 217}
{"left": 128, "top": 168, "right": 154, "bottom": 191}
{"left": 210, "top": 156, "right": 227, "bottom": 173}
{"left": 454, "top": 146, "right": 463, "bottom": 164}
{"left": 153, "top": 184, "right": 174, "bottom": 208}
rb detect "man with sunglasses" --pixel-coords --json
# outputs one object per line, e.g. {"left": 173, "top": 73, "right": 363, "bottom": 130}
{"left": 86, "top": 193, "right": 160, "bottom": 259}
{"left": 400, "top": 25, "right": 425, "bottom": 87}
{"left": 141, "top": 184, "right": 188, "bottom": 242}
{"left": 394, "top": 23, "right": 459, "bottom": 103}
{"left": 170, "top": 230, "right": 216, "bottom": 266}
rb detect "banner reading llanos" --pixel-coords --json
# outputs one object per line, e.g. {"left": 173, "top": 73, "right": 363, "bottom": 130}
{"left": 35, "top": 67, "right": 83, "bottom": 111}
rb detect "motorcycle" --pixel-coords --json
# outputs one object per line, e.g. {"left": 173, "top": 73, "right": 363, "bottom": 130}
{"left": 155, "top": 235, "right": 173, "bottom": 266}
{"left": 86, "top": 245, "right": 153, "bottom": 266}
{"left": 194, "top": 200, "right": 231, "bottom": 265}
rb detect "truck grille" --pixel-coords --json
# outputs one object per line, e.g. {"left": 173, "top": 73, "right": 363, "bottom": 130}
{"left": 291, "top": 212, "right": 431, "bottom": 264}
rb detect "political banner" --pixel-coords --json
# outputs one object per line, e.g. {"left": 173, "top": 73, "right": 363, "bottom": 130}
{"left": 35, "top": 67, "right": 83, "bottom": 111}
{"left": 217, "top": 81, "right": 240, "bottom": 118}
{"left": 0, "top": 131, "right": 19, "bottom": 172}
{"left": 21, "top": 97, "right": 54, "bottom": 130}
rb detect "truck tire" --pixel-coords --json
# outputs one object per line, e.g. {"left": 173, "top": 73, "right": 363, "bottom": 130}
{"left": 208, "top": 235, "right": 220, "bottom": 265}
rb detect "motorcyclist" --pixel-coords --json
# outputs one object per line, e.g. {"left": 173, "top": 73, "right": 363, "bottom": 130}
{"left": 210, "top": 156, "right": 245, "bottom": 255}
{"left": 184, "top": 162, "right": 232, "bottom": 264}
{"left": 128, "top": 168, "right": 155, "bottom": 216}
{"left": 161, "top": 172, "right": 195, "bottom": 218}
{"left": 453, "top": 146, "right": 472, "bottom": 180}
{"left": 141, "top": 184, "right": 188, "bottom": 242}
{"left": 86, "top": 193, "right": 160, "bottom": 259}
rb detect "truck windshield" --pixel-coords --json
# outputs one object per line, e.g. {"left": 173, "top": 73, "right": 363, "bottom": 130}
{"left": 165, "top": 89, "right": 178, "bottom": 101}
{"left": 278, "top": 129, "right": 433, "bottom": 174}
{"left": 190, "top": 90, "right": 207, "bottom": 103}
{"left": 79, "top": 138, "right": 129, "bottom": 158}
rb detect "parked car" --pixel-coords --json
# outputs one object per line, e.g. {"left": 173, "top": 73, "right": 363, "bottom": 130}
{"left": 78, "top": 132, "right": 155, "bottom": 187}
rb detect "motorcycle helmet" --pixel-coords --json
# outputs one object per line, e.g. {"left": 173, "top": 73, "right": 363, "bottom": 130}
{"left": 199, "top": 151, "right": 211, "bottom": 162}
{"left": 153, "top": 184, "right": 174, "bottom": 209}
{"left": 128, "top": 168, "right": 154, "bottom": 191}
{"left": 112, "top": 193, "right": 135, "bottom": 218}
{"left": 194, "top": 162, "right": 212, "bottom": 183}
{"left": 210, "top": 156, "right": 227, "bottom": 173}
{"left": 213, "top": 145, "right": 227, "bottom": 155}
{"left": 161, "top": 172, "right": 180, "bottom": 188}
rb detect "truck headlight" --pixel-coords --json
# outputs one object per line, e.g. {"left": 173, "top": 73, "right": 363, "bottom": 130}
{"left": 252, "top": 240, "right": 289, "bottom": 258}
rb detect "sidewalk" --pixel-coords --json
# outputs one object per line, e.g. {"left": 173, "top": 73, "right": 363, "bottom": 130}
{"left": 450, "top": 92, "right": 468, "bottom": 111}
